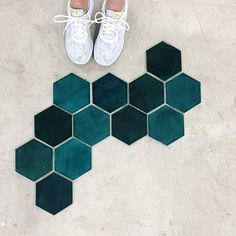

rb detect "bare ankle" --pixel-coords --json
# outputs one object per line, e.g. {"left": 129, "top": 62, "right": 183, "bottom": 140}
{"left": 70, "top": 0, "right": 88, "bottom": 11}
{"left": 106, "top": 0, "right": 125, "bottom": 12}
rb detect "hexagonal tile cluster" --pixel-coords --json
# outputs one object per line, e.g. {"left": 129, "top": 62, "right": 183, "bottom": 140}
{"left": 15, "top": 41, "right": 201, "bottom": 215}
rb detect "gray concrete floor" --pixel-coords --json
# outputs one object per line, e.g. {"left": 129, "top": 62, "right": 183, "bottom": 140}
{"left": 0, "top": 0, "right": 236, "bottom": 235}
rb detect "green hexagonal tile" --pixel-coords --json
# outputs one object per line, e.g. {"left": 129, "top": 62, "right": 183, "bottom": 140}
{"left": 74, "top": 105, "right": 110, "bottom": 146}
{"left": 36, "top": 173, "right": 72, "bottom": 215}
{"left": 92, "top": 73, "right": 127, "bottom": 113}
{"left": 166, "top": 73, "right": 201, "bottom": 112}
{"left": 149, "top": 105, "right": 184, "bottom": 145}
{"left": 35, "top": 106, "right": 72, "bottom": 147}
{"left": 55, "top": 138, "right": 91, "bottom": 180}
{"left": 16, "top": 40, "right": 202, "bottom": 215}
{"left": 129, "top": 73, "right": 164, "bottom": 113}
{"left": 53, "top": 73, "right": 90, "bottom": 113}
{"left": 146, "top": 41, "right": 182, "bottom": 81}
{"left": 15, "top": 139, "right": 53, "bottom": 181}
{"left": 112, "top": 105, "right": 147, "bottom": 145}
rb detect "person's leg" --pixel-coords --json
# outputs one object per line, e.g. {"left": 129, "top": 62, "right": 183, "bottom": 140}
{"left": 70, "top": 0, "right": 88, "bottom": 11}
{"left": 71, "top": 0, "right": 125, "bottom": 12}
{"left": 106, "top": 0, "right": 125, "bottom": 11}
{"left": 54, "top": 0, "right": 94, "bottom": 64}
{"left": 94, "top": 0, "right": 129, "bottom": 66}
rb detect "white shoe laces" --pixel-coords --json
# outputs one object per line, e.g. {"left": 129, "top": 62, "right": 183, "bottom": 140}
{"left": 53, "top": 14, "right": 94, "bottom": 42}
{"left": 94, "top": 12, "right": 129, "bottom": 42}
{"left": 53, "top": 11, "right": 129, "bottom": 43}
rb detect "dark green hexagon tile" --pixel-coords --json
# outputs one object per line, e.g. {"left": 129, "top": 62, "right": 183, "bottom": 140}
{"left": 55, "top": 138, "right": 91, "bottom": 180}
{"left": 15, "top": 139, "right": 53, "bottom": 181}
{"left": 146, "top": 41, "right": 182, "bottom": 81}
{"left": 112, "top": 105, "right": 147, "bottom": 145}
{"left": 53, "top": 73, "right": 90, "bottom": 113}
{"left": 74, "top": 105, "right": 110, "bottom": 146}
{"left": 35, "top": 105, "right": 72, "bottom": 147}
{"left": 36, "top": 173, "right": 72, "bottom": 215}
{"left": 92, "top": 73, "right": 127, "bottom": 113}
{"left": 148, "top": 105, "right": 184, "bottom": 145}
{"left": 16, "top": 41, "right": 201, "bottom": 215}
{"left": 166, "top": 73, "right": 201, "bottom": 112}
{"left": 129, "top": 73, "right": 164, "bottom": 113}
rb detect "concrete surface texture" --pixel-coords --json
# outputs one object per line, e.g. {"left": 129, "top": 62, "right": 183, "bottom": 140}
{"left": 0, "top": 0, "right": 236, "bottom": 235}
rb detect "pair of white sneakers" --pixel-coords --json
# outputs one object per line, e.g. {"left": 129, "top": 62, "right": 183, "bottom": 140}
{"left": 53, "top": 0, "right": 129, "bottom": 66}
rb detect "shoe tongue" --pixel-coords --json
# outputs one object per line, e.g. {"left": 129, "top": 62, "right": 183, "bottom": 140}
{"left": 106, "top": 9, "right": 122, "bottom": 19}
{"left": 69, "top": 7, "right": 85, "bottom": 17}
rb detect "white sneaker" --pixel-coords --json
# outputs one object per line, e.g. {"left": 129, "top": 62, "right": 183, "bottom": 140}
{"left": 53, "top": 0, "right": 94, "bottom": 65}
{"left": 94, "top": 0, "right": 129, "bottom": 66}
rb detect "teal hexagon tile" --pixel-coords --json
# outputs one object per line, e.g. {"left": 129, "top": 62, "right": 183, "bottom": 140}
{"left": 129, "top": 73, "right": 164, "bottom": 113}
{"left": 146, "top": 41, "right": 182, "bottom": 81}
{"left": 55, "top": 138, "right": 91, "bottom": 180}
{"left": 112, "top": 105, "right": 147, "bottom": 145}
{"left": 15, "top": 139, "right": 53, "bottom": 181}
{"left": 166, "top": 73, "right": 201, "bottom": 113}
{"left": 36, "top": 173, "right": 72, "bottom": 215}
{"left": 35, "top": 105, "right": 72, "bottom": 147}
{"left": 148, "top": 105, "right": 184, "bottom": 145}
{"left": 74, "top": 105, "right": 110, "bottom": 146}
{"left": 53, "top": 73, "right": 90, "bottom": 113}
{"left": 16, "top": 41, "right": 202, "bottom": 215}
{"left": 92, "top": 73, "right": 127, "bottom": 113}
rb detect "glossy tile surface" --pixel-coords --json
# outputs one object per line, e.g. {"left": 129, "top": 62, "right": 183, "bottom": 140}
{"left": 35, "top": 106, "right": 72, "bottom": 147}
{"left": 55, "top": 138, "right": 91, "bottom": 180}
{"left": 74, "top": 105, "right": 110, "bottom": 146}
{"left": 36, "top": 173, "right": 72, "bottom": 215}
{"left": 92, "top": 73, "right": 127, "bottom": 113}
{"left": 146, "top": 41, "right": 182, "bottom": 81}
{"left": 112, "top": 105, "right": 147, "bottom": 145}
{"left": 53, "top": 73, "right": 90, "bottom": 113}
{"left": 149, "top": 105, "right": 184, "bottom": 145}
{"left": 129, "top": 73, "right": 164, "bottom": 113}
{"left": 15, "top": 139, "right": 53, "bottom": 181}
{"left": 166, "top": 73, "right": 201, "bottom": 112}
